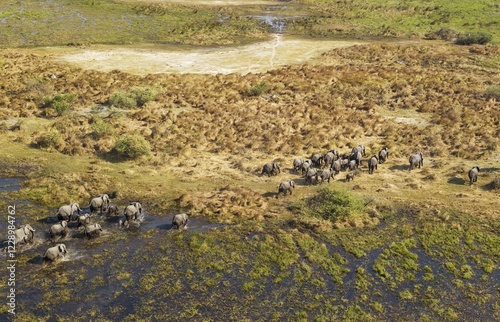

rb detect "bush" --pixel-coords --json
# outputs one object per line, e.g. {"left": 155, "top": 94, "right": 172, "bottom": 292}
{"left": 425, "top": 28, "right": 459, "bottom": 41}
{"left": 114, "top": 135, "right": 151, "bottom": 158}
{"left": 34, "top": 129, "right": 64, "bottom": 149}
{"left": 294, "top": 187, "right": 367, "bottom": 223}
{"left": 455, "top": 32, "right": 492, "bottom": 45}
{"left": 109, "top": 86, "right": 158, "bottom": 109}
{"left": 91, "top": 119, "right": 115, "bottom": 138}
{"left": 246, "top": 82, "right": 270, "bottom": 97}
{"left": 485, "top": 86, "right": 500, "bottom": 100}
{"left": 45, "top": 93, "right": 77, "bottom": 115}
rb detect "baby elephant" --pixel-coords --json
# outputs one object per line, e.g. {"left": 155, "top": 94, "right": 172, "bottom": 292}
{"left": 43, "top": 244, "right": 68, "bottom": 262}
{"left": 468, "top": 166, "right": 480, "bottom": 186}
{"left": 107, "top": 205, "right": 119, "bottom": 216}
{"left": 278, "top": 180, "right": 295, "bottom": 198}
{"left": 368, "top": 155, "right": 379, "bottom": 174}
{"left": 49, "top": 221, "right": 69, "bottom": 241}
{"left": 172, "top": 213, "right": 189, "bottom": 230}
{"left": 77, "top": 214, "right": 91, "bottom": 228}
{"left": 346, "top": 172, "right": 355, "bottom": 182}
{"left": 84, "top": 223, "right": 103, "bottom": 239}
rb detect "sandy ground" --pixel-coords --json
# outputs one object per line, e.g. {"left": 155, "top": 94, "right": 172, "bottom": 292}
{"left": 37, "top": 36, "right": 364, "bottom": 75}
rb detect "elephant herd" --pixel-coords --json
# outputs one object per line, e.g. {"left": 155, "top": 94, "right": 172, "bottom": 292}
{"left": 263, "top": 144, "right": 482, "bottom": 197}
{"left": 9, "top": 194, "right": 189, "bottom": 264}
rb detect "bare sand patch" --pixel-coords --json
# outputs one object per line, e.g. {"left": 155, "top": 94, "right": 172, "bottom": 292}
{"left": 43, "top": 36, "right": 364, "bottom": 75}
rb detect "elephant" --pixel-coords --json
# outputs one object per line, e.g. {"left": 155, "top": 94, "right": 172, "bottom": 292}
{"left": 332, "top": 159, "right": 342, "bottom": 174}
{"left": 409, "top": 152, "right": 424, "bottom": 171}
{"left": 107, "top": 205, "right": 119, "bottom": 216}
{"left": 305, "top": 168, "right": 319, "bottom": 185}
{"left": 121, "top": 202, "right": 143, "bottom": 227}
{"left": 378, "top": 147, "right": 389, "bottom": 163}
{"left": 301, "top": 160, "right": 313, "bottom": 175}
{"left": 89, "top": 194, "right": 110, "bottom": 214}
{"left": 43, "top": 244, "right": 68, "bottom": 262}
{"left": 368, "top": 155, "right": 379, "bottom": 174}
{"left": 323, "top": 152, "right": 337, "bottom": 168}
{"left": 292, "top": 159, "right": 304, "bottom": 173}
{"left": 348, "top": 159, "right": 358, "bottom": 171}
{"left": 15, "top": 224, "right": 36, "bottom": 245}
{"left": 261, "top": 162, "right": 281, "bottom": 177}
{"left": 56, "top": 203, "right": 82, "bottom": 221}
{"left": 346, "top": 172, "right": 355, "bottom": 182}
{"left": 311, "top": 153, "right": 324, "bottom": 167}
{"left": 172, "top": 213, "right": 189, "bottom": 230}
{"left": 340, "top": 158, "right": 350, "bottom": 171}
{"left": 84, "top": 223, "right": 103, "bottom": 238}
{"left": 468, "top": 166, "right": 480, "bottom": 186}
{"left": 349, "top": 151, "right": 362, "bottom": 167}
{"left": 77, "top": 214, "right": 91, "bottom": 228}
{"left": 319, "top": 168, "right": 335, "bottom": 183}
{"left": 352, "top": 145, "right": 366, "bottom": 156}
{"left": 278, "top": 180, "right": 295, "bottom": 197}
{"left": 49, "top": 221, "right": 69, "bottom": 240}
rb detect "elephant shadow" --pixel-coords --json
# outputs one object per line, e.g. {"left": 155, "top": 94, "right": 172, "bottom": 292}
{"left": 389, "top": 165, "right": 409, "bottom": 171}
{"left": 448, "top": 176, "right": 466, "bottom": 185}
{"left": 38, "top": 216, "right": 59, "bottom": 224}
{"left": 263, "top": 191, "right": 278, "bottom": 198}
{"left": 27, "top": 255, "right": 45, "bottom": 265}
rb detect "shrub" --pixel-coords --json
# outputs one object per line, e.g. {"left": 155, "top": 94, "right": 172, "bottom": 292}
{"left": 114, "top": 134, "right": 151, "bottom": 158}
{"left": 294, "top": 186, "right": 367, "bottom": 223}
{"left": 455, "top": 32, "right": 492, "bottom": 45}
{"left": 425, "top": 28, "right": 459, "bottom": 41}
{"left": 34, "top": 129, "right": 64, "bottom": 149}
{"left": 485, "top": 86, "right": 500, "bottom": 100}
{"left": 91, "top": 119, "right": 115, "bottom": 138}
{"left": 246, "top": 82, "right": 270, "bottom": 97}
{"left": 45, "top": 93, "right": 77, "bottom": 115}
{"left": 109, "top": 86, "right": 158, "bottom": 109}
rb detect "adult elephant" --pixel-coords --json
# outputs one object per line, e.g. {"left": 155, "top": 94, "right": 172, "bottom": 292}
{"left": 261, "top": 162, "right": 281, "bottom": 177}
{"left": 301, "top": 160, "right": 312, "bottom": 175}
{"left": 278, "top": 180, "right": 295, "bottom": 197}
{"left": 468, "top": 166, "right": 480, "bottom": 186}
{"left": 77, "top": 214, "right": 91, "bottom": 228}
{"left": 56, "top": 203, "right": 82, "bottom": 221}
{"left": 323, "top": 151, "right": 338, "bottom": 168}
{"left": 292, "top": 159, "right": 304, "bottom": 173}
{"left": 43, "top": 244, "right": 68, "bottom": 262}
{"left": 172, "top": 213, "right": 189, "bottom": 230}
{"left": 305, "top": 168, "right": 319, "bottom": 185}
{"left": 311, "top": 153, "right": 324, "bottom": 167}
{"left": 348, "top": 160, "right": 358, "bottom": 171}
{"left": 121, "top": 202, "right": 143, "bottom": 227}
{"left": 89, "top": 194, "right": 110, "bottom": 214}
{"left": 368, "top": 155, "right": 379, "bottom": 174}
{"left": 409, "top": 152, "right": 424, "bottom": 171}
{"left": 319, "top": 168, "right": 335, "bottom": 183}
{"left": 352, "top": 145, "right": 366, "bottom": 156}
{"left": 49, "top": 221, "right": 68, "bottom": 241}
{"left": 332, "top": 159, "right": 342, "bottom": 174}
{"left": 84, "top": 223, "right": 103, "bottom": 238}
{"left": 378, "top": 147, "right": 389, "bottom": 163}
{"left": 15, "top": 224, "right": 36, "bottom": 245}
{"left": 349, "top": 151, "right": 362, "bottom": 167}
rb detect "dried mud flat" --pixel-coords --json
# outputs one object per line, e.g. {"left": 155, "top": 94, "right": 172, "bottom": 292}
{"left": 35, "top": 36, "right": 364, "bottom": 75}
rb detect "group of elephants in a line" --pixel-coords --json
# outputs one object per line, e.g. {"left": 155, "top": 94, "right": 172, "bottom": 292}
{"left": 11, "top": 194, "right": 189, "bottom": 263}
{"left": 261, "top": 145, "right": 481, "bottom": 197}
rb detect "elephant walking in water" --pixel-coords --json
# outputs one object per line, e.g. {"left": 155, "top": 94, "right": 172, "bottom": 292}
{"left": 120, "top": 202, "right": 143, "bottom": 228}
{"left": 49, "top": 221, "right": 69, "bottom": 241}
{"left": 15, "top": 224, "right": 36, "bottom": 245}
{"left": 89, "top": 194, "right": 110, "bottom": 214}
{"left": 84, "top": 223, "right": 103, "bottom": 238}
{"left": 57, "top": 203, "right": 82, "bottom": 221}
{"left": 278, "top": 180, "right": 295, "bottom": 197}
{"left": 43, "top": 244, "right": 68, "bottom": 262}
{"left": 409, "top": 152, "right": 424, "bottom": 171}
{"left": 468, "top": 166, "right": 480, "bottom": 186}
{"left": 172, "top": 213, "right": 189, "bottom": 230}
